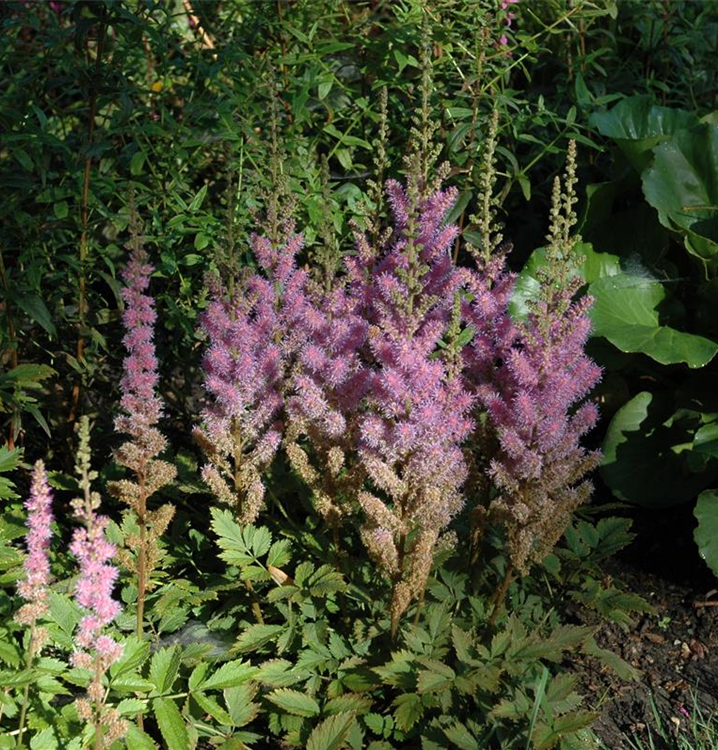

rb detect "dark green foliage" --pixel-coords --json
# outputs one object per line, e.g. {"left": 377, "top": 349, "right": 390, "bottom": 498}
{"left": 3, "top": 1, "right": 718, "bottom": 748}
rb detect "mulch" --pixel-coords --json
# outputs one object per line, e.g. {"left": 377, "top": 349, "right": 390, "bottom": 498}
{"left": 570, "top": 503, "right": 718, "bottom": 749}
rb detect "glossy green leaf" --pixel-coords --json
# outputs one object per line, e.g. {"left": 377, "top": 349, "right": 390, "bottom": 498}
{"left": 590, "top": 95, "right": 699, "bottom": 170}
{"left": 589, "top": 274, "right": 718, "bottom": 368}
{"left": 642, "top": 124, "right": 718, "bottom": 271}
{"left": 509, "top": 242, "right": 620, "bottom": 320}
{"left": 694, "top": 422, "right": 718, "bottom": 457}
{"left": 694, "top": 490, "right": 718, "bottom": 578}
{"left": 601, "top": 392, "right": 718, "bottom": 507}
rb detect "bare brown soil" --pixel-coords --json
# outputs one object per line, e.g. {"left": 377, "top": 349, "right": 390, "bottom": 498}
{"left": 572, "top": 504, "right": 718, "bottom": 749}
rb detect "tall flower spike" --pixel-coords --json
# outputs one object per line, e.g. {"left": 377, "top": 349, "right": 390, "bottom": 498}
{"left": 196, "top": 212, "right": 309, "bottom": 524}
{"left": 286, "top": 276, "right": 370, "bottom": 529}
{"left": 478, "top": 141, "right": 601, "bottom": 575}
{"left": 110, "top": 202, "right": 176, "bottom": 637}
{"left": 14, "top": 460, "right": 54, "bottom": 750}
{"left": 357, "top": 166, "right": 474, "bottom": 638}
{"left": 71, "top": 417, "right": 127, "bottom": 749}
{"left": 460, "top": 110, "right": 518, "bottom": 550}
{"left": 15, "top": 460, "right": 53, "bottom": 648}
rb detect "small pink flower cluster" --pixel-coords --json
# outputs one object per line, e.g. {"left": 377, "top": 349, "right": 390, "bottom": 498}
{"left": 197, "top": 221, "right": 309, "bottom": 523}
{"left": 15, "top": 433, "right": 124, "bottom": 732}
{"left": 69, "top": 500, "right": 123, "bottom": 670}
{"left": 15, "top": 461, "right": 53, "bottom": 635}
{"left": 499, "top": 0, "right": 519, "bottom": 46}
{"left": 117, "top": 245, "right": 163, "bottom": 445}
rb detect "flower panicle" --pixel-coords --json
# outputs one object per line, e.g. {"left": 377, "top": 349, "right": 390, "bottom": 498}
{"left": 476, "top": 141, "right": 602, "bottom": 573}
{"left": 357, "top": 168, "right": 474, "bottom": 634}
{"left": 15, "top": 460, "right": 54, "bottom": 648}
{"left": 197, "top": 215, "right": 309, "bottom": 524}
{"left": 71, "top": 417, "right": 127, "bottom": 749}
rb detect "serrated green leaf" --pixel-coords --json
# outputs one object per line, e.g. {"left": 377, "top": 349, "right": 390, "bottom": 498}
{"left": 188, "top": 662, "right": 209, "bottom": 691}
{"left": 124, "top": 725, "right": 158, "bottom": 750}
{"left": 153, "top": 697, "right": 188, "bottom": 750}
{"left": 364, "top": 713, "right": 384, "bottom": 735}
{"left": 267, "top": 688, "right": 320, "bottom": 717}
{"left": 194, "top": 690, "right": 234, "bottom": 725}
{"left": 256, "top": 659, "right": 296, "bottom": 687}
{"left": 416, "top": 662, "right": 455, "bottom": 693}
{"left": 201, "top": 660, "right": 257, "bottom": 690}
{"left": 267, "top": 538, "right": 292, "bottom": 568}
{"left": 111, "top": 675, "right": 156, "bottom": 693}
{"left": 48, "top": 592, "right": 80, "bottom": 637}
{"left": 29, "top": 727, "right": 57, "bottom": 750}
{"left": 306, "top": 711, "right": 356, "bottom": 750}
{"left": 110, "top": 637, "right": 150, "bottom": 678}
{"left": 393, "top": 693, "right": 423, "bottom": 732}
{"left": 443, "top": 722, "right": 479, "bottom": 750}
{"left": 235, "top": 624, "right": 284, "bottom": 654}
{"left": 0, "top": 446, "right": 21, "bottom": 474}
{"left": 583, "top": 637, "right": 641, "bottom": 681}
{"left": 224, "top": 683, "right": 260, "bottom": 727}
{"left": 513, "top": 625, "right": 592, "bottom": 662}
{"left": 324, "top": 693, "right": 372, "bottom": 715}
{"left": 249, "top": 526, "right": 272, "bottom": 557}
{"left": 149, "top": 645, "right": 181, "bottom": 694}
{"left": 533, "top": 711, "right": 599, "bottom": 750}
{"left": 116, "top": 698, "right": 145, "bottom": 716}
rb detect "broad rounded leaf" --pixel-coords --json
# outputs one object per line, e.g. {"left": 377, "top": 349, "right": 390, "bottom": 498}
{"left": 694, "top": 491, "right": 718, "bottom": 578}
{"left": 589, "top": 274, "right": 718, "bottom": 368}
{"left": 600, "top": 392, "right": 717, "bottom": 507}
{"left": 694, "top": 423, "right": 718, "bottom": 457}
{"left": 642, "top": 124, "right": 718, "bottom": 271}
{"left": 590, "top": 95, "right": 699, "bottom": 170}
{"left": 509, "top": 242, "right": 619, "bottom": 320}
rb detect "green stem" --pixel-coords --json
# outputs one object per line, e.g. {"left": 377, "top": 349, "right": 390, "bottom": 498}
{"left": 390, "top": 533, "right": 407, "bottom": 641}
{"left": 136, "top": 460, "right": 148, "bottom": 639}
{"left": 16, "top": 623, "right": 37, "bottom": 748}
{"left": 488, "top": 563, "right": 514, "bottom": 627}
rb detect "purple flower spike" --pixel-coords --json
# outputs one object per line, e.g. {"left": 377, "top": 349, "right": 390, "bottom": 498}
{"left": 196, "top": 218, "right": 309, "bottom": 524}
{"left": 70, "top": 498, "right": 123, "bottom": 670}
{"left": 15, "top": 461, "right": 53, "bottom": 634}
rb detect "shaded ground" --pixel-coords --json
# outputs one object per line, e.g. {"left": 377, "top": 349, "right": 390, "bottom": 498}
{"left": 573, "top": 503, "right": 718, "bottom": 749}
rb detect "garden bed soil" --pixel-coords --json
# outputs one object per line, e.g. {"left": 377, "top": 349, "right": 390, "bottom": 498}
{"left": 571, "top": 503, "right": 718, "bottom": 749}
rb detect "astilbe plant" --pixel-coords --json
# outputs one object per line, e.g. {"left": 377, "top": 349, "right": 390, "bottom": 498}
{"left": 285, "top": 275, "right": 370, "bottom": 532}
{"left": 470, "top": 141, "right": 601, "bottom": 601}
{"left": 109, "top": 208, "right": 176, "bottom": 636}
{"left": 356, "top": 162, "right": 474, "bottom": 637}
{"left": 71, "top": 417, "right": 127, "bottom": 750}
{"left": 14, "top": 460, "right": 53, "bottom": 748}
{"left": 196, "top": 205, "right": 309, "bottom": 524}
